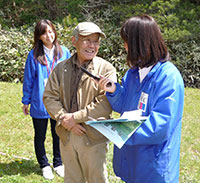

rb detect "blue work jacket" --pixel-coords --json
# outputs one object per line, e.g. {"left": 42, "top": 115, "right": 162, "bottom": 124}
{"left": 106, "top": 61, "right": 184, "bottom": 183}
{"left": 22, "top": 46, "right": 71, "bottom": 119}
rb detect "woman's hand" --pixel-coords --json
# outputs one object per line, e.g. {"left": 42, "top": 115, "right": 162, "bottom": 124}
{"left": 98, "top": 75, "right": 116, "bottom": 93}
{"left": 22, "top": 104, "right": 29, "bottom": 115}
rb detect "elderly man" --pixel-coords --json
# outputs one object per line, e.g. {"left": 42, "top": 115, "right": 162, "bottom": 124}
{"left": 43, "top": 22, "right": 116, "bottom": 183}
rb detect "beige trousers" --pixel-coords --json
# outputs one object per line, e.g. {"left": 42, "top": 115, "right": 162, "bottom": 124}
{"left": 60, "top": 132, "right": 109, "bottom": 183}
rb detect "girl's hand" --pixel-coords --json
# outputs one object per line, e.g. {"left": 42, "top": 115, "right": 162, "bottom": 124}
{"left": 98, "top": 75, "right": 116, "bottom": 93}
{"left": 22, "top": 104, "right": 29, "bottom": 115}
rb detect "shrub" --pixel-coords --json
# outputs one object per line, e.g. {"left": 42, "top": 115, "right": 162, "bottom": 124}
{"left": 169, "top": 37, "right": 200, "bottom": 88}
{"left": 81, "top": 0, "right": 200, "bottom": 87}
{"left": 0, "top": 0, "right": 200, "bottom": 88}
{"left": 0, "top": 26, "right": 32, "bottom": 82}
{"left": 0, "top": 0, "right": 85, "bottom": 28}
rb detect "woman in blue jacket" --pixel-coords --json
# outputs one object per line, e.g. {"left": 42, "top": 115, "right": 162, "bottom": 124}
{"left": 98, "top": 15, "right": 184, "bottom": 183}
{"left": 22, "top": 19, "right": 71, "bottom": 180}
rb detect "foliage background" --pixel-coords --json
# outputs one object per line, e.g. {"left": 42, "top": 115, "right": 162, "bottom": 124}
{"left": 0, "top": 0, "right": 200, "bottom": 87}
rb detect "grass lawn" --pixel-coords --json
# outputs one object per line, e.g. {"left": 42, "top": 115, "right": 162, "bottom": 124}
{"left": 0, "top": 82, "right": 199, "bottom": 183}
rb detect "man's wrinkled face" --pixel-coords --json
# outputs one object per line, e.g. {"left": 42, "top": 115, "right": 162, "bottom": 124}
{"left": 73, "top": 33, "right": 100, "bottom": 64}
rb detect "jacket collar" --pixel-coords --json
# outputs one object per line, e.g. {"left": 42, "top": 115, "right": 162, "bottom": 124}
{"left": 130, "top": 61, "right": 164, "bottom": 81}
{"left": 66, "top": 53, "right": 96, "bottom": 84}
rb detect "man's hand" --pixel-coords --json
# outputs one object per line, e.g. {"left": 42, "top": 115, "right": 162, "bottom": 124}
{"left": 60, "top": 113, "right": 86, "bottom": 135}
{"left": 60, "top": 113, "right": 76, "bottom": 131}
{"left": 71, "top": 124, "right": 86, "bottom": 136}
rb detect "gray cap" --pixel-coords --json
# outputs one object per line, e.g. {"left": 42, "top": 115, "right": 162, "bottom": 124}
{"left": 73, "top": 22, "right": 106, "bottom": 38}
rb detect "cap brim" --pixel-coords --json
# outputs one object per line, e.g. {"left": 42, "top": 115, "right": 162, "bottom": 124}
{"left": 79, "top": 32, "right": 106, "bottom": 38}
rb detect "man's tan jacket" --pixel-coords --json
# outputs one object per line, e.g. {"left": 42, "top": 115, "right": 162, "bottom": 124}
{"left": 43, "top": 54, "right": 117, "bottom": 146}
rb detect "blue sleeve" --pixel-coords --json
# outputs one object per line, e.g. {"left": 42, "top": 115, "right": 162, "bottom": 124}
{"left": 106, "top": 83, "right": 125, "bottom": 113}
{"left": 128, "top": 69, "right": 184, "bottom": 145}
{"left": 22, "top": 51, "right": 36, "bottom": 105}
{"left": 106, "top": 70, "right": 129, "bottom": 113}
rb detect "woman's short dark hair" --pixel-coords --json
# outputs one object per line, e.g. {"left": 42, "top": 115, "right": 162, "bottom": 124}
{"left": 120, "top": 14, "right": 169, "bottom": 68}
{"left": 33, "top": 19, "right": 63, "bottom": 65}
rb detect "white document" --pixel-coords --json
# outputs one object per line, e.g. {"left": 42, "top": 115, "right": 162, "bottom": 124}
{"left": 86, "top": 110, "right": 148, "bottom": 148}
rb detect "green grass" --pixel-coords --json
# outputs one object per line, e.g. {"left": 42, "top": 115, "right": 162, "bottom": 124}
{"left": 0, "top": 82, "right": 200, "bottom": 183}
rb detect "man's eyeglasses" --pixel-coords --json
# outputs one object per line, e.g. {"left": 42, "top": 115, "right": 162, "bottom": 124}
{"left": 78, "top": 37, "right": 100, "bottom": 46}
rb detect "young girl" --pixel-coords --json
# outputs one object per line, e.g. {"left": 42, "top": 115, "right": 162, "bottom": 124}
{"left": 22, "top": 19, "right": 71, "bottom": 180}
{"left": 98, "top": 15, "right": 184, "bottom": 183}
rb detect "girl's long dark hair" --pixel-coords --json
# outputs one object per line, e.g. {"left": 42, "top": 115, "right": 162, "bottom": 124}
{"left": 33, "top": 19, "right": 63, "bottom": 65}
{"left": 120, "top": 15, "right": 169, "bottom": 68}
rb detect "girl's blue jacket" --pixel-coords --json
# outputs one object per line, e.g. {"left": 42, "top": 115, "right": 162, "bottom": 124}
{"left": 106, "top": 61, "right": 184, "bottom": 183}
{"left": 22, "top": 46, "right": 71, "bottom": 119}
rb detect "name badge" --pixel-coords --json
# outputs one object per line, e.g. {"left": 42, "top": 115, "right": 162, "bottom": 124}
{"left": 44, "top": 78, "right": 48, "bottom": 87}
{"left": 138, "top": 92, "right": 148, "bottom": 112}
